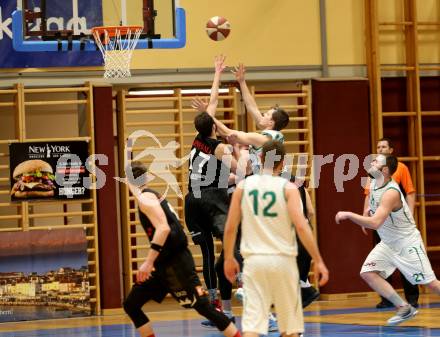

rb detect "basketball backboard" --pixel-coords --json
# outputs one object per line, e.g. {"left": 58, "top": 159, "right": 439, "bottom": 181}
{"left": 11, "top": 0, "right": 185, "bottom": 52}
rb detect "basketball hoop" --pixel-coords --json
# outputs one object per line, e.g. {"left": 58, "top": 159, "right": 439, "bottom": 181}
{"left": 92, "top": 26, "right": 143, "bottom": 79}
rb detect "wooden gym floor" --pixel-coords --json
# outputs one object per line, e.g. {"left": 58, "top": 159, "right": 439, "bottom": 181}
{"left": 0, "top": 294, "right": 439, "bottom": 336}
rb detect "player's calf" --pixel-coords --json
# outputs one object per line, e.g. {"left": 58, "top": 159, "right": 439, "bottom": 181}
{"left": 189, "top": 286, "right": 240, "bottom": 336}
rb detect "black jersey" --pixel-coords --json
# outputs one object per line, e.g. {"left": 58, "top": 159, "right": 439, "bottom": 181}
{"left": 138, "top": 188, "right": 188, "bottom": 264}
{"left": 287, "top": 175, "right": 308, "bottom": 218}
{"left": 188, "top": 134, "right": 229, "bottom": 192}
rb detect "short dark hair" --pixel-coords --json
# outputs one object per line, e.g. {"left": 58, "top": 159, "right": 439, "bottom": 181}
{"left": 128, "top": 160, "right": 148, "bottom": 180}
{"left": 272, "top": 108, "right": 289, "bottom": 131}
{"left": 377, "top": 137, "right": 394, "bottom": 149}
{"left": 194, "top": 112, "right": 214, "bottom": 138}
{"left": 384, "top": 154, "right": 398, "bottom": 176}
{"left": 261, "top": 140, "right": 286, "bottom": 168}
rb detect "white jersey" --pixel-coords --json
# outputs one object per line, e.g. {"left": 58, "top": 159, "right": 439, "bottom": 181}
{"left": 249, "top": 130, "right": 284, "bottom": 173}
{"left": 369, "top": 178, "right": 420, "bottom": 249}
{"left": 240, "top": 174, "right": 298, "bottom": 258}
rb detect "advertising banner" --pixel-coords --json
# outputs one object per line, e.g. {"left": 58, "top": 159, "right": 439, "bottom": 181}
{"left": 9, "top": 141, "right": 90, "bottom": 201}
{"left": 0, "top": 228, "right": 91, "bottom": 322}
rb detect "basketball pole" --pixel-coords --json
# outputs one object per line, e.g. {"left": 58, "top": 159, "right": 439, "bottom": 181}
{"left": 121, "top": 0, "right": 127, "bottom": 26}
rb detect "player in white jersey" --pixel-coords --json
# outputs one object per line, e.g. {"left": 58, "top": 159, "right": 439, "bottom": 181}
{"left": 192, "top": 61, "right": 289, "bottom": 174}
{"left": 224, "top": 141, "right": 329, "bottom": 337}
{"left": 231, "top": 63, "right": 285, "bottom": 173}
{"left": 336, "top": 154, "right": 440, "bottom": 326}
{"left": 191, "top": 58, "right": 288, "bottom": 332}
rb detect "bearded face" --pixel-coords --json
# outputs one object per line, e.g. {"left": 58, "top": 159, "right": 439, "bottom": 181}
{"left": 367, "top": 154, "right": 387, "bottom": 183}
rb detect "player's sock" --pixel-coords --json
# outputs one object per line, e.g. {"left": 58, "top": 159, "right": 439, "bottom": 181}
{"left": 387, "top": 292, "right": 407, "bottom": 307}
{"left": 300, "top": 279, "right": 311, "bottom": 288}
{"left": 222, "top": 299, "right": 232, "bottom": 312}
{"left": 208, "top": 289, "right": 217, "bottom": 303}
{"left": 236, "top": 272, "right": 243, "bottom": 287}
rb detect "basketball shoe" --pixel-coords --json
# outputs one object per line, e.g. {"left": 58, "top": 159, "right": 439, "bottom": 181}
{"left": 387, "top": 304, "right": 418, "bottom": 325}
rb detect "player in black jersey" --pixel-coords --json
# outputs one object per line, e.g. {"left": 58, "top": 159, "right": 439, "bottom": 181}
{"left": 185, "top": 111, "right": 240, "bottom": 324}
{"left": 123, "top": 161, "right": 241, "bottom": 337}
{"left": 288, "top": 176, "right": 321, "bottom": 308}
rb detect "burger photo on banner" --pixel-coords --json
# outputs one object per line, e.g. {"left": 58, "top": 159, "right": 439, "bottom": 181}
{"left": 10, "top": 160, "right": 56, "bottom": 198}
{"left": 9, "top": 141, "right": 90, "bottom": 201}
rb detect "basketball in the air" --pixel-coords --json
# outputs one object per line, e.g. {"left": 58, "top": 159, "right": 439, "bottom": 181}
{"left": 206, "top": 16, "right": 231, "bottom": 41}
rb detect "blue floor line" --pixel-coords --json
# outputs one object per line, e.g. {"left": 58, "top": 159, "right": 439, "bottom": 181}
{"left": 304, "top": 301, "right": 440, "bottom": 316}
{"left": 1, "top": 321, "right": 440, "bottom": 337}
{"left": 1, "top": 303, "right": 440, "bottom": 337}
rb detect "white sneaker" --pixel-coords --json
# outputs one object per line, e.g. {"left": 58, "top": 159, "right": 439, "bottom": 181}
{"left": 234, "top": 287, "right": 245, "bottom": 302}
{"left": 387, "top": 304, "right": 418, "bottom": 325}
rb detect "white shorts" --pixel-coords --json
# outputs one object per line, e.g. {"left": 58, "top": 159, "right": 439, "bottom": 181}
{"left": 360, "top": 240, "right": 436, "bottom": 285}
{"left": 241, "top": 255, "right": 304, "bottom": 335}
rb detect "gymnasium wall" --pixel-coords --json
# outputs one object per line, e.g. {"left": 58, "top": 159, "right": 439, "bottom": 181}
{"left": 311, "top": 79, "right": 372, "bottom": 293}
{"left": 99, "top": 0, "right": 440, "bottom": 71}
{"left": 0, "top": 1, "right": 438, "bottom": 75}
{"left": 108, "top": 0, "right": 324, "bottom": 69}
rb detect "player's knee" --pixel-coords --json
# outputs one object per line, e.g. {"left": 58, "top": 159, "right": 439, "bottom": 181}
{"left": 360, "top": 270, "right": 369, "bottom": 281}
{"left": 360, "top": 270, "right": 377, "bottom": 283}
{"left": 123, "top": 297, "right": 150, "bottom": 328}
{"left": 123, "top": 297, "right": 138, "bottom": 316}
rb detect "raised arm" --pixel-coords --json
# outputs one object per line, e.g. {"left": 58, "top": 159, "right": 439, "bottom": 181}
{"left": 212, "top": 115, "right": 270, "bottom": 148}
{"left": 213, "top": 116, "right": 235, "bottom": 138}
{"left": 192, "top": 55, "right": 226, "bottom": 117}
{"left": 233, "top": 63, "right": 264, "bottom": 129}
{"left": 227, "top": 130, "right": 271, "bottom": 148}
{"left": 285, "top": 183, "right": 329, "bottom": 286}
{"left": 214, "top": 143, "right": 238, "bottom": 174}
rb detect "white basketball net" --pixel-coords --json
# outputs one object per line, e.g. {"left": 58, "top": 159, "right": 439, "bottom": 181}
{"left": 93, "top": 27, "right": 143, "bottom": 79}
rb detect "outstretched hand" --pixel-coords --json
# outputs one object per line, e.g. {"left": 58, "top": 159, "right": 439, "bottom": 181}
{"left": 191, "top": 97, "right": 208, "bottom": 112}
{"left": 335, "top": 211, "right": 350, "bottom": 224}
{"left": 214, "top": 54, "right": 227, "bottom": 73}
{"left": 232, "top": 63, "right": 245, "bottom": 83}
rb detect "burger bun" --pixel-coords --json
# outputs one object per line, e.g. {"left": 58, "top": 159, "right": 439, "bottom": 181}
{"left": 13, "top": 160, "right": 53, "bottom": 178}
{"left": 13, "top": 190, "right": 55, "bottom": 198}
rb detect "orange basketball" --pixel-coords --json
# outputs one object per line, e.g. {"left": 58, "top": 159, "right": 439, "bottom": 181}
{"left": 206, "top": 16, "right": 231, "bottom": 41}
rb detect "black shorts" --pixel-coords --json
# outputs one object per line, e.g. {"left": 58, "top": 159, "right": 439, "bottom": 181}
{"left": 129, "top": 248, "right": 202, "bottom": 304}
{"left": 185, "top": 188, "right": 229, "bottom": 244}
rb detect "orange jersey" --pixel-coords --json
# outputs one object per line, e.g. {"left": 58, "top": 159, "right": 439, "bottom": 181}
{"left": 364, "top": 162, "right": 415, "bottom": 196}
